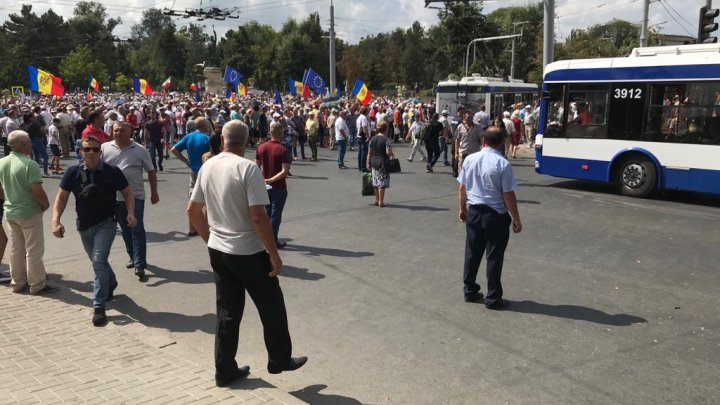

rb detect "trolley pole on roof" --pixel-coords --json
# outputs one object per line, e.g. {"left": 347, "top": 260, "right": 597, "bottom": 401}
{"left": 464, "top": 34, "right": 521, "bottom": 77}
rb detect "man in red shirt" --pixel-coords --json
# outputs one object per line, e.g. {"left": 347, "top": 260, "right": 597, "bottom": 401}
{"left": 255, "top": 122, "right": 289, "bottom": 249}
{"left": 81, "top": 110, "right": 111, "bottom": 144}
{"left": 125, "top": 107, "right": 139, "bottom": 140}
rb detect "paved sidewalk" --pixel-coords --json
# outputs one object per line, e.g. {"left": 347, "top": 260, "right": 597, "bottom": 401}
{"left": 0, "top": 286, "right": 305, "bottom": 404}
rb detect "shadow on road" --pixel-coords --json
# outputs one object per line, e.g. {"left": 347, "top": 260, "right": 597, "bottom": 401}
{"left": 292, "top": 384, "right": 364, "bottom": 405}
{"left": 282, "top": 244, "right": 374, "bottom": 258}
{"left": 144, "top": 264, "right": 214, "bottom": 287}
{"left": 112, "top": 294, "right": 215, "bottom": 333}
{"left": 289, "top": 175, "right": 329, "bottom": 180}
{"left": 386, "top": 203, "right": 449, "bottom": 212}
{"left": 145, "top": 230, "right": 189, "bottom": 243}
{"left": 281, "top": 265, "right": 325, "bottom": 281}
{"left": 509, "top": 300, "right": 647, "bottom": 326}
{"left": 517, "top": 199, "right": 541, "bottom": 205}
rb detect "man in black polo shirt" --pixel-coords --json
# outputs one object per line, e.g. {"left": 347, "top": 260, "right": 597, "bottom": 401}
{"left": 51, "top": 136, "right": 136, "bottom": 326}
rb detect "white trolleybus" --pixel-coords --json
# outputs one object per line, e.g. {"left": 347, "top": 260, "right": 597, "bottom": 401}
{"left": 436, "top": 75, "right": 538, "bottom": 123}
{"left": 535, "top": 44, "right": 720, "bottom": 198}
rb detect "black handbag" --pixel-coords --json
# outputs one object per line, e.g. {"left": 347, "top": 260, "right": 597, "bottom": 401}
{"left": 386, "top": 157, "right": 401, "bottom": 173}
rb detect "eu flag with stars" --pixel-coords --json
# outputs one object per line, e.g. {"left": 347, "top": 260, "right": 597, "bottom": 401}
{"left": 224, "top": 66, "right": 243, "bottom": 91}
{"left": 304, "top": 68, "right": 326, "bottom": 94}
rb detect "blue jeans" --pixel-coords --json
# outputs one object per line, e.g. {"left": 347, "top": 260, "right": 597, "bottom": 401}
{"left": 336, "top": 139, "right": 347, "bottom": 167}
{"left": 31, "top": 138, "right": 48, "bottom": 173}
{"left": 357, "top": 139, "right": 368, "bottom": 171}
{"left": 265, "top": 188, "right": 288, "bottom": 244}
{"left": 116, "top": 199, "right": 146, "bottom": 269}
{"left": 79, "top": 219, "right": 117, "bottom": 309}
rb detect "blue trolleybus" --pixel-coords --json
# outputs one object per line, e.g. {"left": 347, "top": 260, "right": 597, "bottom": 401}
{"left": 535, "top": 44, "right": 720, "bottom": 198}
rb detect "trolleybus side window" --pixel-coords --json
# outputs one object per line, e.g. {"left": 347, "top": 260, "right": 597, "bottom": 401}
{"left": 543, "top": 84, "right": 565, "bottom": 138}
{"left": 566, "top": 84, "right": 609, "bottom": 139}
{"left": 644, "top": 82, "right": 720, "bottom": 145}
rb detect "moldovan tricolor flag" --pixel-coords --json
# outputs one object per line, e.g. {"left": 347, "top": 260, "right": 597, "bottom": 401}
{"left": 162, "top": 77, "right": 172, "bottom": 89}
{"left": 27, "top": 65, "right": 64, "bottom": 97}
{"left": 351, "top": 79, "right": 372, "bottom": 107}
{"left": 89, "top": 75, "right": 100, "bottom": 92}
{"left": 133, "top": 77, "right": 152, "bottom": 95}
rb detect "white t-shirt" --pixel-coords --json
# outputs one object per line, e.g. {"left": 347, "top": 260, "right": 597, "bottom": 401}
{"left": 335, "top": 116, "right": 349, "bottom": 141}
{"left": 48, "top": 124, "right": 60, "bottom": 145}
{"left": 356, "top": 114, "right": 370, "bottom": 138}
{"left": 190, "top": 152, "right": 270, "bottom": 255}
{"left": 0, "top": 116, "right": 8, "bottom": 138}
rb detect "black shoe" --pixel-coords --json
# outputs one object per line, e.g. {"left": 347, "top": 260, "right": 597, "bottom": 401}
{"left": 92, "top": 308, "right": 107, "bottom": 326}
{"left": 108, "top": 281, "right": 118, "bottom": 301}
{"left": 215, "top": 366, "right": 250, "bottom": 387}
{"left": 134, "top": 267, "right": 146, "bottom": 280}
{"left": 158, "top": 164, "right": 163, "bottom": 171}
{"left": 125, "top": 260, "right": 134, "bottom": 269}
{"left": 464, "top": 292, "right": 484, "bottom": 303}
{"left": 485, "top": 298, "right": 510, "bottom": 310}
{"left": 267, "top": 356, "right": 307, "bottom": 374}
{"left": 276, "top": 241, "right": 287, "bottom": 249}
{"left": 31, "top": 284, "right": 60, "bottom": 295}
{"left": 444, "top": 162, "right": 451, "bottom": 166}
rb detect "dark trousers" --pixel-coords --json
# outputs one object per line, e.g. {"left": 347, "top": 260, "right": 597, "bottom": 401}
{"left": 209, "top": 248, "right": 292, "bottom": 374}
{"left": 425, "top": 141, "right": 440, "bottom": 168}
{"left": 357, "top": 138, "right": 368, "bottom": 171}
{"left": 308, "top": 136, "right": 318, "bottom": 160}
{"left": 149, "top": 141, "right": 164, "bottom": 170}
{"left": 463, "top": 205, "right": 511, "bottom": 305}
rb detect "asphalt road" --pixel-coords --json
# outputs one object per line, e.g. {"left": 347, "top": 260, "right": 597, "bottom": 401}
{"left": 39, "top": 142, "right": 720, "bottom": 404}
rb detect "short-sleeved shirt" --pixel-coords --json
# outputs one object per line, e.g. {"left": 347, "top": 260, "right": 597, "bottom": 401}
{"left": 101, "top": 140, "right": 155, "bottom": 200}
{"left": 59, "top": 162, "right": 129, "bottom": 231}
{"left": 255, "top": 140, "right": 289, "bottom": 190}
{"left": 173, "top": 131, "right": 210, "bottom": 174}
{"left": 145, "top": 121, "right": 164, "bottom": 144}
{"left": 0, "top": 152, "right": 43, "bottom": 221}
{"left": 456, "top": 123, "right": 482, "bottom": 156}
{"left": 25, "top": 121, "right": 43, "bottom": 141}
{"left": 190, "top": 152, "right": 270, "bottom": 255}
{"left": 457, "top": 147, "right": 517, "bottom": 214}
{"left": 356, "top": 114, "right": 370, "bottom": 139}
{"left": 81, "top": 125, "right": 111, "bottom": 144}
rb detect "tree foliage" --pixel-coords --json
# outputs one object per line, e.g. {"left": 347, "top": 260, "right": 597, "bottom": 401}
{"left": 0, "top": 2, "right": 671, "bottom": 92}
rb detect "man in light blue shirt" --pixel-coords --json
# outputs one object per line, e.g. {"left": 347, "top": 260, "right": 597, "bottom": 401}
{"left": 457, "top": 126, "right": 522, "bottom": 309}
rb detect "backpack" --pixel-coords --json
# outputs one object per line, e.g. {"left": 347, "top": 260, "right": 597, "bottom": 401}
{"left": 419, "top": 122, "right": 432, "bottom": 141}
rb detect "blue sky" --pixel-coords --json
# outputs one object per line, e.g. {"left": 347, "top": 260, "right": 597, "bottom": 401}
{"left": 0, "top": 0, "right": 706, "bottom": 44}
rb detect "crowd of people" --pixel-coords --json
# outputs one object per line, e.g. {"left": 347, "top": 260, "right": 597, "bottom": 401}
{"left": 0, "top": 89, "right": 534, "bottom": 387}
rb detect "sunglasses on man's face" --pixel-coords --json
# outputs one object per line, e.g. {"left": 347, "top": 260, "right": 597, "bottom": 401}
{"left": 82, "top": 147, "right": 101, "bottom": 153}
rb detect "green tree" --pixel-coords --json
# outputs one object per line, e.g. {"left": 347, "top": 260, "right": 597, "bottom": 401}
{"left": 68, "top": 2, "right": 121, "bottom": 76}
{"left": 112, "top": 72, "right": 131, "bottom": 92}
{"left": 59, "top": 45, "right": 109, "bottom": 90}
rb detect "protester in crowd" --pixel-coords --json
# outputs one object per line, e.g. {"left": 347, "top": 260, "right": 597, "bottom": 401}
{"left": 406, "top": 113, "right": 427, "bottom": 162}
{"left": 367, "top": 121, "right": 393, "bottom": 207}
{"left": 0, "top": 130, "right": 56, "bottom": 295}
{"left": 102, "top": 122, "right": 159, "bottom": 281}
{"left": 457, "top": 126, "right": 522, "bottom": 309}
{"left": 356, "top": 107, "right": 370, "bottom": 173}
{"left": 52, "top": 135, "right": 136, "bottom": 325}
{"left": 510, "top": 111, "right": 522, "bottom": 159}
{"left": 454, "top": 111, "right": 482, "bottom": 170}
{"left": 334, "top": 108, "right": 349, "bottom": 169}
{"left": 82, "top": 110, "right": 111, "bottom": 144}
{"left": 255, "top": 122, "right": 290, "bottom": 249}
{"left": 145, "top": 111, "right": 166, "bottom": 171}
{"left": 438, "top": 110, "right": 452, "bottom": 166}
{"left": 473, "top": 105, "right": 490, "bottom": 130}
{"left": 305, "top": 111, "right": 319, "bottom": 161}
{"left": 47, "top": 117, "right": 63, "bottom": 174}
{"left": 56, "top": 105, "right": 73, "bottom": 158}
{"left": 171, "top": 116, "right": 211, "bottom": 237}
{"left": 23, "top": 113, "right": 50, "bottom": 177}
{"left": 423, "top": 113, "right": 444, "bottom": 173}
{"left": 202, "top": 131, "right": 222, "bottom": 163}
{"left": 187, "top": 120, "right": 307, "bottom": 387}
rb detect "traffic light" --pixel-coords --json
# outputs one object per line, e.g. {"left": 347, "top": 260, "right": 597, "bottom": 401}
{"left": 698, "top": 6, "right": 720, "bottom": 44}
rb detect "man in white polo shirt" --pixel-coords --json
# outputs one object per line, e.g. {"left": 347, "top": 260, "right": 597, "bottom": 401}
{"left": 101, "top": 122, "right": 159, "bottom": 280}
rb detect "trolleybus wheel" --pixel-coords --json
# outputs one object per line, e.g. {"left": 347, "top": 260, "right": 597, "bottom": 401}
{"left": 615, "top": 155, "right": 657, "bottom": 198}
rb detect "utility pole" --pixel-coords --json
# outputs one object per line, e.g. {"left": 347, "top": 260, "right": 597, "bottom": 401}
{"left": 329, "top": 0, "right": 336, "bottom": 96}
{"left": 543, "top": 0, "right": 554, "bottom": 68}
{"left": 640, "top": 0, "right": 650, "bottom": 47}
